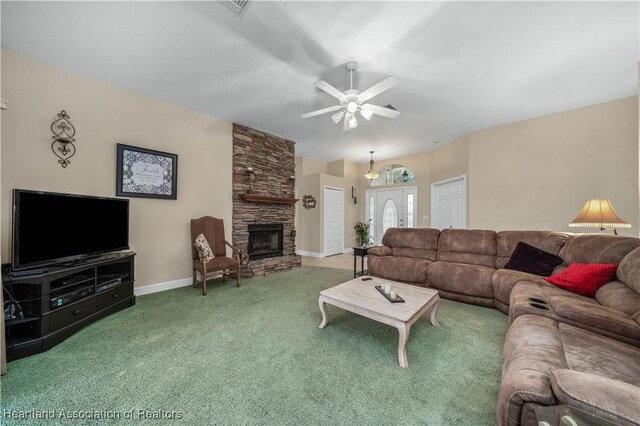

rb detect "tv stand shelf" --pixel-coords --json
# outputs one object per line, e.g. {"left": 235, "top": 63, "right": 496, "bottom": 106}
{"left": 2, "top": 252, "right": 136, "bottom": 361}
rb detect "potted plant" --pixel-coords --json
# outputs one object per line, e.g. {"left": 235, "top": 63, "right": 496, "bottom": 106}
{"left": 354, "top": 221, "right": 371, "bottom": 246}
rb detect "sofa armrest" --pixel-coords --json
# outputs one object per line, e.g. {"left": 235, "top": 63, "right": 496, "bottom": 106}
{"left": 550, "top": 369, "right": 640, "bottom": 425}
{"left": 497, "top": 370, "right": 557, "bottom": 426}
{"left": 549, "top": 296, "right": 640, "bottom": 341}
{"left": 367, "top": 246, "right": 392, "bottom": 257}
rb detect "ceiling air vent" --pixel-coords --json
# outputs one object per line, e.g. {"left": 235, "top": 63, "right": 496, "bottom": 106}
{"left": 220, "top": 0, "right": 251, "bottom": 16}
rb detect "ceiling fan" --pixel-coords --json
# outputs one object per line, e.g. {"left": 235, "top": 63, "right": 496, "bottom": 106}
{"left": 302, "top": 62, "right": 400, "bottom": 131}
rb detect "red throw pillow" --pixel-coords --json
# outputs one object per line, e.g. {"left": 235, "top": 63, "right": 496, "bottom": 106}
{"left": 545, "top": 263, "right": 618, "bottom": 297}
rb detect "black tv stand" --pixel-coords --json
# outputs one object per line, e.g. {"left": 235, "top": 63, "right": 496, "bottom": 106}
{"left": 2, "top": 251, "right": 136, "bottom": 361}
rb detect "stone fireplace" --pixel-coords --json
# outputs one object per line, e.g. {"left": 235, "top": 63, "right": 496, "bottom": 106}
{"left": 232, "top": 124, "right": 302, "bottom": 276}
{"left": 247, "top": 224, "right": 283, "bottom": 260}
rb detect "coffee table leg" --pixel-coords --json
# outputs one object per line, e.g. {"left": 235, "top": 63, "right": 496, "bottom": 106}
{"left": 397, "top": 322, "right": 410, "bottom": 368}
{"left": 318, "top": 296, "right": 329, "bottom": 329}
{"left": 430, "top": 295, "right": 441, "bottom": 327}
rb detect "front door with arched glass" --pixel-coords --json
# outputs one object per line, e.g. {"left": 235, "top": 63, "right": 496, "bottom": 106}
{"left": 365, "top": 187, "right": 417, "bottom": 245}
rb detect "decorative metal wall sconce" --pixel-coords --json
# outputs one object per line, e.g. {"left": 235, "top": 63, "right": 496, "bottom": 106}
{"left": 352, "top": 186, "right": 358, "bottom": 204}
{"left": 246, "top": 167, "right": 256, "bottom": 193}
{"left": 302, "top": 195, "right": 316, "bottom": 209}
{"left": 50, "top": 110, "right": 76, "bottom": 168}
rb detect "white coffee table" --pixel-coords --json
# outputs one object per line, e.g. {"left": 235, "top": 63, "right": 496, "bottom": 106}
{"left": 318, "top": 276, "right": 440, "bottom": 368}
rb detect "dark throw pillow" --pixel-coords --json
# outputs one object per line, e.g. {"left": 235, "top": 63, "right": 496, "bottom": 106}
{"left": 504, "top": 241, "right": 563, "bottom": 277}
{"left": 545, "top": 263, "right": 618, "bottom": 297}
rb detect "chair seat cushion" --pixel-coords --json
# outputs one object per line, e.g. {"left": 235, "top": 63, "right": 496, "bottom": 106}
{"left": 195, "top": 256, "right": 239, "bottom": 271}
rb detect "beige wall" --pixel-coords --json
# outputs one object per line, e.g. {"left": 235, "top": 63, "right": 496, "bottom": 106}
{"left": 468, "top": 97, "right": 638, "bottom": 236}
{"left": 429, "top": 135, "right": 469, "bottom": 184}
{"left": 1, "top": 50, "right": 233, "bottom": 287}
{"left": 295, "top": 158, "right": 362, "bottom": 254}
{"left": 296, "top": 173, "right": 321, "bottom": 253}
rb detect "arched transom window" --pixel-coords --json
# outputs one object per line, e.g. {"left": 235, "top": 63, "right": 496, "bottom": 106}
{"left": 369, "top": 164, "right": 416, "bottom": 186}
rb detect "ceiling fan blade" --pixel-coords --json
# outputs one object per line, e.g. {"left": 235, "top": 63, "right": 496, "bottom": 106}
{"left": 315, "top": 80, "right": 348, "bottom": 102}
{"left": 362, "top": 104, "right": 400, "bottom": 119}
{"left": 302, "top": 105, "right": 342, "bottom": 118}
{"left": 343, "top": 113, "right": 352, "bottom": 131}
{"left": 357, "top": 76, "right": 399, "bottom": 102}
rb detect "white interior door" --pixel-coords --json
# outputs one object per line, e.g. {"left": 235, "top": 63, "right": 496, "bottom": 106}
{"left": 431, "top": 176, "right": 466, "bottom": 229}
{"left": 366, "top": 187, "right": 417, "bottom": 244}
{"left": 323, "top": 187, "right": 344, "bottom": 256}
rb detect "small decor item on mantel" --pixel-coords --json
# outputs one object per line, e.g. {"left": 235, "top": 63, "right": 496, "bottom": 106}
{"left": 116, "top": 143, "right": 178, "bottom": 200}
{"left": 302, "top": 195, "right": 316, "bottom": 209}
{"left": 50, "top": 110, "right": 77, "bottom": 168}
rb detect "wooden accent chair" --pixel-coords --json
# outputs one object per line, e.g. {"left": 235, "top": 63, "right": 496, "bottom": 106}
{"left": 190, "top": 216, "right": 241, "bottom": 295}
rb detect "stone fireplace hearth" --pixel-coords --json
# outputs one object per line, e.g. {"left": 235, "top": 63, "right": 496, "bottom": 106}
{"left": 232, "top": 124, "right": 301, "bottom": 276}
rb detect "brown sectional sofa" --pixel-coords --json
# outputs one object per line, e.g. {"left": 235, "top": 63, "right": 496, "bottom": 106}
{"left": 367, "top": 228, "right": 640, "bottom": 426}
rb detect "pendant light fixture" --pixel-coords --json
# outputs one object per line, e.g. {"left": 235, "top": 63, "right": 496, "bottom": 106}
{"left": 364, "top": 151, "right": 380, "bottom": 180}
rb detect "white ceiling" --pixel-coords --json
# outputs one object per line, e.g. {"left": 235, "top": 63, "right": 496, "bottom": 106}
{"left": 1, "top": 1, "right": 638, "bottom": 163}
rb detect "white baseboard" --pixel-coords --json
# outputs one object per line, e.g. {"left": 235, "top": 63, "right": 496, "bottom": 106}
{"left": 296, "top": 250, "right": 324, "bottom": 258}
{"left": 343, "top": 248, "right": 353, "bottom": 254}
{"left": 134, "top": 277, "right": 192, "bottom": 296}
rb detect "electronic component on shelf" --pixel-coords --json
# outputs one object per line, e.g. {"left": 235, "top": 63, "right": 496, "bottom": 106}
{"left": 10, "top": 268, "right": 48, "bottom": 277}
{"left": 49, "top": 284, "right": 94, "bottom": 309}
{"left": 96, "top": 278, "right": 122, "bottom": 293}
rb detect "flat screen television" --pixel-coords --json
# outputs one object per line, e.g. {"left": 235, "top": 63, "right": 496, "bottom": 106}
{"left": 12, "top": 189, "right": 130, "bottom": 270}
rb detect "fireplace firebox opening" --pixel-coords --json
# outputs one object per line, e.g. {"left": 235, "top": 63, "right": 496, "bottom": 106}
{"left": 247, "top": 224, "right": 283, "bottom": 260}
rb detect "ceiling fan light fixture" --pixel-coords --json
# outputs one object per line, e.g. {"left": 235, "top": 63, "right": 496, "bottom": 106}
{"left": 302, "top": 62, "right": 400, "bottom": 132}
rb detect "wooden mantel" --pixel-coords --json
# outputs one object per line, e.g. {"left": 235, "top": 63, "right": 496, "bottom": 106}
{"left": 239, "top": 194, "right": 299, "bottom": 205}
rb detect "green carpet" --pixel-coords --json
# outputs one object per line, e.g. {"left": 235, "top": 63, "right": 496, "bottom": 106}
{"left": 1, "top": 266, "right": 508, "bottom": 425}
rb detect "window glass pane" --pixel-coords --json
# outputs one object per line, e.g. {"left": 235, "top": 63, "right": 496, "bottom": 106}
{"left": 407, "top": 194, "right": 414, "bottom": 228}
{"left": 369, "top": 164, "right": 416, "bottom": 186}
{"left": 368, "top": 196, "right": 375, "bottom": 243}
{"left": 382, "top": 199, "right": 398, "bottom": 236}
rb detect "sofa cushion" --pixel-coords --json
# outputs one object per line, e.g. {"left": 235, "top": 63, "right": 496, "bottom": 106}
{"left": 559, "top": 322, "right": 640, "bottom": 384}
{"left": 617, "top": 246, "right": 640, "bottom": 294}
{"left": 497, "top": 231, "right": 568, "bottom": 269}
{"left": 367, "top": 255, "right": 430, "bottom": 284}
{"left": 428, "top": 261, "right": 495, "bottom": 299}
{"left": 550, "top": 370, "right": 640, "bottom": 426}
{"left": 436, "top": 229, "right": 497, "bottom": 268}
{"left": 381, "top": 228, "right": 439, "bottom": 251}
{"left": 545, "top": 263, "right": 618, "bottom": 297}
{"left": 391, "top": 247, "right": 436, "bottom": 261}
{"left": 492, "top": 269, "right": 548, "bottom": 313}
{"left": 548, "top": 296, "right": 640, "bottom": 342}
{"left": 596, "top": 281, "right": 640, "bottom": 318}
{"left": 509, "top": 281, "right": 640, "bottom": 347}
{"left": 558, "top": 234, "right": 640, "bottom": 265}
{"left": 504, "top": 241, "right": 563, "bottom": 276}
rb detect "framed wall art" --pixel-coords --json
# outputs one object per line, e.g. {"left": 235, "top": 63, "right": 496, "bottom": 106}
{"left": 116, "top": 144, "right": 178, "bottom": 200}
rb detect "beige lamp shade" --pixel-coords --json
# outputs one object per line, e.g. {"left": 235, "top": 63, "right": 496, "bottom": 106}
{"left": 569, "top": 199, "right": 631, "bottom": 230}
